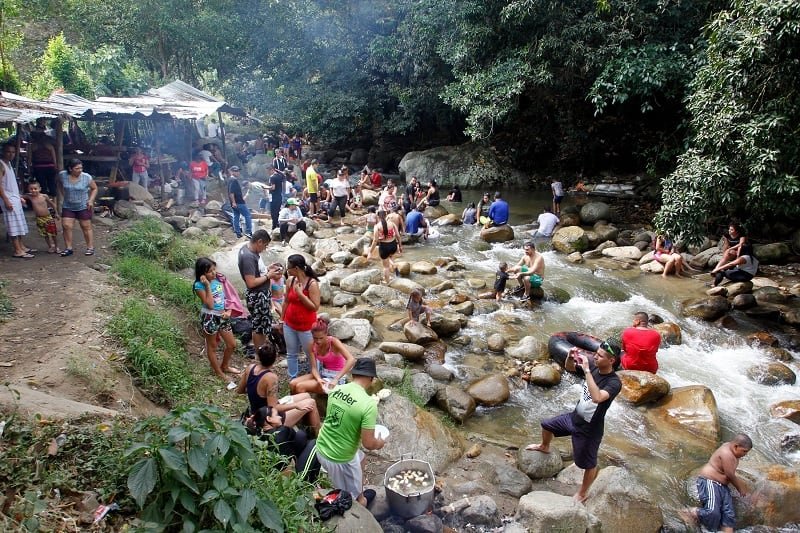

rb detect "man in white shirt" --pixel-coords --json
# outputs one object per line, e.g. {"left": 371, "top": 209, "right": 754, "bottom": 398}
{"left": 277, "top": 198, "right": 307, "bottom": 244}
{"left": 532, "top": 205, "right": 559, "bottom": 238}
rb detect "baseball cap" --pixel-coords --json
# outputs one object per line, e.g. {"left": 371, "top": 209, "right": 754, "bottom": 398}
{"left": 351, "top": 358, "right": 377, "bottom": 378}
{"left": 229, "top": 166, "right": 240, "bottom": 171}
{"left": 599, "top": 338, "right": 621, "bottom": 358}
{"left": 286, "top": 198, "right": 299, "bottom": 206}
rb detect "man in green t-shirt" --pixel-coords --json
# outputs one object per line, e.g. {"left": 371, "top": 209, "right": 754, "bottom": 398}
{"left": 315, "top": 358, "right": 386, "bottom": 506}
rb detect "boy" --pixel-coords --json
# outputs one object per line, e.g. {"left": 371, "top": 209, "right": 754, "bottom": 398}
{"left": 23, "top": 182, "right": 59, "bottom": 253}
{"left": 551, "top": 177, "right": 564, "bottom": 215}
{"left": 494, "top": 262, "right": 509, "bottom": 301}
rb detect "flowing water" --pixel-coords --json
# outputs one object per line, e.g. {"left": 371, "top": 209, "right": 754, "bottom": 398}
{"left": 216, "top": 189, "right": 800, "bottom": 527}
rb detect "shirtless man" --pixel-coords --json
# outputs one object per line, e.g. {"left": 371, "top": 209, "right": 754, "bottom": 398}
{"left": 683, "top": 434, "right": 751, "bottom": 533}
{"left": 509, "top": 241, "right": 545, "bottom": 300}
{"left": 387, "top": 206, "right": 405, "bottom": 235}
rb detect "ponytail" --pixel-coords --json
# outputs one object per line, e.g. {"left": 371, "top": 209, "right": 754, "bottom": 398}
{"left": 311, "top": 317, "right": 329, "bottom": 333}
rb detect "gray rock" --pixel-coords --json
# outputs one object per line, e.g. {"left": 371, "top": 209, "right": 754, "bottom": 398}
{"left": 340, "top": 269, "right": 383, "bottom": 293}
{"left": 404, "top": 321, "right": 438, "bottom": 344}
{"left": 425, "top": 363, "right": 454, "bottom": 381}
{"left": 580, "top": 202, "right": 611, "bottom": 224}
{"left": 746, "top": 362, "right": 797, "bottom": 386}
{"left": 318, "top": 278, "right": 333, "bottom": 304}
{"left": 754, "top": 286, "right": 789, "bottom": 304}
{"left": 496, "top": 464, "right": 533, "bottom": 497}
{"left": 326, "top": 502, "right": 382, "bottom": 532}
{"left": 566, "top": 252, "right": 584, "bottom": 263}
{"left": 732, "top": 293, "right": 757, "bottom": 310}
{"left": 552, "top": 226, "right": 589, "bottom": 254}
{"left": 163, "top": 215, "right": 188, "bottom": 231}
{"left": 526, "top": 364, "right": 562, "bottom": 387}
{"left": 480, "top": 225, "right": 515, "bottom": 243}
{"left": 585, "top": 466, "right": 663, "bottom": 533}
{"left": 725, "top": 281, "right": 753, "bottom": 297}
{"left": 376, "top": 365, "right": 405, "bottom": 385}
{"left": 314, "top": 238, "right": 342, "bottom": 260}
{"left": 411, "top": 261, "right": 438, "bottom": 274}
{"left": 113, "top": 199, "right": 137, "bottom": 219}
{"left": 127, "top": 181, "right": 155, "bottom": 205}
{"left": 754, "top": 242, "right": 791, "bottom": 264}
{"left": 405, "top": 514, "right": 443, "bottom": 533}
{"left": 388, "top": 277, "right": 425, "bottom": 294}
{"left": 435, "top": 385, "right": 476, "bottom": 422}
{"left": 601, "top": 245, "right": 644, "bottom": 260}
{"left": 466, "top": 374, "right": 510, "bottom": 406}
{"left": 487, "top": 333, "right": 505, "bottom": 352}
{"left": 332, "top": 292, "right": 357, "bottom": 307}
{"left": 681, "top": 296, "right": 730, "bottom": 321}
{"left": 517, "top": 447, "right": 563, "bottom": 479}
{"left": 450, "top": 301, "right": 475, "bottom": 316}
{"left": 515, "top": 491, "right": 591, "bottom": 532}
{"left": 410, "top": 373, "right": 437, "bottom": 404}
{"left": 689, "top": 247, "right": 720, "bottom": 270}
{"left": 182, "top": 226, "right": 205, "bottom": 238}
{"left": 506, "top": 336, "right": 546, "bottom": 361}
{"left": 361, "top": 284, "right": 401, "bottom": 305}
{"left": 460, "top": 495, "right": 499, "bottom": 526}
{"left": 430, "top": 312, "right": 463, "bottom": 336}
{"left": 422, "top": 204, "right": 449, "bottom": 220}
{"left": 327, "top": 319, "right": 355, "bottom": 341}
{"left": 330, "top": 251, "right": 353, "bottom": 264}
{"left": 363, "top": 484, "right": 390, "bottom": 521}
{"left": 379, "top": 342, "right": 425, "bottom": 361}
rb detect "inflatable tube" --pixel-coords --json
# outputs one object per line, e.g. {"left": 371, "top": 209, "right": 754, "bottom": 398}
{"left": 548, "top": 331, "right": 602, "bottom": 371}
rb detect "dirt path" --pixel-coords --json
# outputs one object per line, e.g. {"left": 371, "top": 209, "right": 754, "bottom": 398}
{"left": 0, "top": 218, "right": 163, "bottom": 419}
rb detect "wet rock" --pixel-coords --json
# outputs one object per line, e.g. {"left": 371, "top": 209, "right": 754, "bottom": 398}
{"left": 585, "top": 466, "right": 663, "bottom": 533}
{"left": 466, "top": 278, "right": 486, "bottom": 289}
{"left": 594, "top": 223, "right": 619, "bottom": 244}
{"left": 566, "top": 252, "right": 584, "bottom": 263}
{"left": 732, "top": 293, "right": 757, "bottom": 310}
{"left": 735, "top": 465, "right": 800, "bottom": 528}
{"left": 348, "top": 256, "right": 370, "bottom": 269}
{"left": 480, "top": 225, "right": 515, "bottom": 243}
{"left": 781, "top": 433, "right": 800, "bottom": 454}
{"left": 746, "top": 362, "right": 796, "bottom": 386}
{"left": 410, "top": 373, "right": 436, "bottom": 404}
{"left": 411, "top": 261, "right": 437, "bottom": 275}
{"left": 460, "top": 495, "right": 499, "bottom": 527}
{"left": 389, "top": 277, "right": 424, "bottom": 294}
{"left": 394, "top": 261, "right": 412, "bottom": 276}
{"left": 425, "top": 363, "right": 453, "bottom": 382}
{"left": 706, "top": 286, "right": 727, "bottom": 297}
{"left": 362, "top": 284, "right": 401, "bottom": 305}
{"left": 747, "top": 331, "right": 780, "bottom": 347}
{"left": 618, "top": 370, "right": 671, "bottom": 405}
{"left": 552, "top": 226, "right": 589, "bottom": 254}
{"left": 448, "top": 293, "right": 469, "bottom": 304}
{"left": 506, "top": 336, "right": 546, "bottom": 362}
{"left": 645, "top": 385, "right": 720, "bottom": 450}
{"left": 423, "top": 204, "right": 449, "bottom": 220}
{"left": 450, "top": 301, "right": 475, "bottom": 316}
{"left": 681, "top": 296, "right": 730, "bottom": 321}
{"left": 744, "top": 303, "right": 783, "bottom": 322}
{"left": 433, "top": 213, "right": 461, "bottom": 226}
{"left": 689, "top": 247, "right": 719, "bottom": 270}
{"left": 580, "top": 202, "right": 611, "bottom": 224}
{"left": 652, "top": 322, "right": 682, "bottom": 345}
{"left": 516, "top": 491, "right": 591, "bottom": 532}
{"left": 404, "top": 321, "right": 438, "bottom": 344}
{"left": 770, "top": 400, "right": 800, "bottom": 424}
{"left": 432, "top": 280, "right": 455, "bottom": 292}
{"left": 487, "top": 334, "right": 505, "bottom": 352}
{"left": 525, "top": 363, "right": 562, "bottom": 387}
{"left": 341, "top": 306, "right": 374, "bottom": 322}
{"left": 435, "top": 385, "right": 476, "bottom": 423}
{"left": 332, "top": 292, "right": 357, "bottom": 307}
{"left": 517, "top": 447, "right": 563, "bottom": 479}
{"left": 601, "top": 246, "right": 644, "bottom": 260}
{"left": 424, "top": 340, "right": 448, "bottom": 363}
{"left": 764, "top": 346, "right": 794, "bottom": 362}
{"left": 379, "top": 342, "right": 425, "bottom": 361}
{"left": 640, "top": 260, "right": 665, "bottom": 274}
{"left": 466, "top": 374, "right": 510, "bottom": 406}
{"left": 340, "top": 269, "right": 382, "bottom": 293}
{"left": 754, "top": 242, "right": 791, "bottom": 264}
{"left": 782, "top": 309, "right": 800, "bottom": 327}
{"left": 545, "top": 287, "right": 571, "bottom": 303}
{"left": 754, "top": 286, "right": 789, "bottom": 304}
{"left": 725, "top": 281, "right": 753, "bottom": 297}
{"left": 559, "top": 211, "right": 581, "bottom": 226}
{"left": 430, "top": 312, "right": 463, "bottom": 336}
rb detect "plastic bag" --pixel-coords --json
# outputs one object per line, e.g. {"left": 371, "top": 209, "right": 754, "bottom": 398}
{"left": 315, "top": 489, "right": 353, "bottom": 520}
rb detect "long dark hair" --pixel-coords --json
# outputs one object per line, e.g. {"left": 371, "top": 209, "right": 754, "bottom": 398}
{"left": 377, "top": 209, "right": 388, "bottom": 237}
{"left": 287, "top": 254, "right": 319, "bottom": 280}
{"left": 194, "top": 257, "right": 215, "bottom": 282}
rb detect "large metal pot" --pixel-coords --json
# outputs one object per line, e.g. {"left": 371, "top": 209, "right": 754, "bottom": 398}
{"left": 383, "top": 455, "right": 435, "bottom": 518}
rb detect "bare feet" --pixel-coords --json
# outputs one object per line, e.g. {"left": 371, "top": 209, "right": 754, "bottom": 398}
{"left": 573, "top": 493, "right": 589, "bottom": 504}
{"left": 223, "top": 366, "right": 241, "bottom": 375}
{"left": 525, "top": 443, "right": 550, "bottom": 453}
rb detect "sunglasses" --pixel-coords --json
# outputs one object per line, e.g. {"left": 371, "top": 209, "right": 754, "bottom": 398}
{"left": 599, "top": 341, "right": 618, "bottom": 357}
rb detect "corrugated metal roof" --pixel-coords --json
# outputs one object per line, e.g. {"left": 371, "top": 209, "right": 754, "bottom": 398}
{"left": 0, "top": 91, "right": 61, "bottom": 122}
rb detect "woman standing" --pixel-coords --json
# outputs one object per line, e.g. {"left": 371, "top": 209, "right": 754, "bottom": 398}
{"left": 57, "top": 159, "right": 98, "bottom": 256}
{"left": 365, "top": 210, "right": 403, "bottom": 284}
{"left": 194, "top": 258, "right": 240, "bottom": 381}
{"left": 328, "top": 169, "right": 351, "bottom": 225}
{"left": 281, "top": 254, "right": 321, "bottom": 380}
{"left": 290, "top": 318, "right": 355, "bottom": 395}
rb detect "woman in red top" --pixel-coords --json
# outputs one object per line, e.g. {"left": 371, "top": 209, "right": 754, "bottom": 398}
{"left": 281, "top": 254, "right": 321, "bottom": 379}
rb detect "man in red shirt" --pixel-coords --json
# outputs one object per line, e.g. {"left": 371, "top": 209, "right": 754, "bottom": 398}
{"left": 620, "top": 312, "right": 661, "bottom": 373}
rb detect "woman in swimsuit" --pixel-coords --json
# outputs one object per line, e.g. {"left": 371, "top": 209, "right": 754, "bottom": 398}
{"left": 365, "top": 209, "right": 402, "bottom": 284}
{"left": 712, "top": 223, "right": 747, "bottom": 273}
{"left": 236, "top": 342, "right": 321, "bottom": 432}
{"left": 194, "top": 258, "right": 240, "bottom": 380}
{"left": 290, "top": 318, "right": 355, "bottom": 395}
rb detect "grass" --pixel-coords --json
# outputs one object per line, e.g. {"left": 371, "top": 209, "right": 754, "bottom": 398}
{"left": 112, "top": 256, "right": 197, "bottom": 312}
{"left": 65, "top": 354, "right": 116, "bottom": 404}
{"left": 393, "top": 367, "right": 427, "bottom": 407}
{"left": 0, "top": 279, "right": 13, "bottom": 322}
{"left": 110, "top": 217, "right": 216, "bottom": 271}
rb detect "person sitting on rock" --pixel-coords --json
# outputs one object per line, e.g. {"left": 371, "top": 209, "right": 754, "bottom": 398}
{"left": 404, "top": 204, "right": 429, "bottom": 240}
{"left": 407, "top": 288, "right": 432, "bottom": 327}
{"left": 531, "top": 205, "right": 559, "bottom": 238}
{"left": 462, "top": 202, "right": 477, "bottom": 225}
{"left": 277, "top": 198, "right": 307, "bottom": 244}
{"left": 654, "top": 233, "right": 685, "bottom": 278}
{"left": 711, "top": 244, "right": 759, "bottom": 287}
{"left": 484, "top": 191, "right": 509, "bottom": 228}
{"left": 620, "top": 312, "right": 661, "bottom": 373}
{"left": 509, "top": 241, "right": 545, "bottom": 301}
{"left": 712, "top": 223, "right": 747, "bottom": 273}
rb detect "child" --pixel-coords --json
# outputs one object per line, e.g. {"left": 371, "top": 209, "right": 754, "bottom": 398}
{"left": 194, "top": 257, "right": 240, "bottom": 381}
{"left": 268, "top": 262, "right": 286, "bottom": 318}
{"left": 406, "top": 289, "right": 432, "bottom": 327}
{"left": 494, "top": 261, "right": 509, "bottom": 301}
{"left": 23, "top": 182, "right": 60, "bottom": 253}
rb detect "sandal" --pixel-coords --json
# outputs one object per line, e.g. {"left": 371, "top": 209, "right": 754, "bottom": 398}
{"left": 60, "top": 249, "right": 73, "bottom": 257}
{"left": 84, "top": 248, "right": 95, "bottom": 256}
{"left": 12, "top": 253, "right": 35, "bottom": 259}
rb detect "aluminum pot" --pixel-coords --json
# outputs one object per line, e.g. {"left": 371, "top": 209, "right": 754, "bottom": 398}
{"left": 383, "top": 455, "right": 435, "bottom": 518}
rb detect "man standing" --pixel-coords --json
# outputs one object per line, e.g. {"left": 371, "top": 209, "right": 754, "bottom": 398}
{"left": 485, "top": 191, "right": 509, "bottom": 228}
{"left": 683, "top": 434, "right": 752, "bottom": 533}
{"left": 272, "top": 148, "right": 288, "bottom": 174}
{"left": 551, "top": 177, "right": 564, "bottom": 215}
{"left": 227, "top": 166, "right": 252, "bottom": 239}
{"left": 268, "top": 166, "right": 285, "bottom": 230}
{"left": 315, "top": 358, "right": 386, "bottom": 507}
{"left": 0, "top": 143, "right": 34, "bottom": 259}
{"left": 277, "top": 198, "right": 307, "bottom": 244}
{"left": 237, "top": 230, "right": 275, "bottom": 350}
{"left": 620, "top": 312, "right": 661, "bottom": 373}
{"left": 526, "top": 338, "right": 622, "bottom": 503}
{"left": 532, "top": 205, "right": 559, "bottom": 238}
{"left": 305, "top": 159, "right": 319, "bottom": 215}
{"left": 510, "top": 241, "right": 545, "bottom": 300}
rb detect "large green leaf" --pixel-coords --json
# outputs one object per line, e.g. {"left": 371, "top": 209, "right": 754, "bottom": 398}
{"left": 235, "top": 489, "right": 256, "bottom": 521}
{"left": 159, "top": 446, "right": 187, "bottom": 471}
{"left": 255, "top": 499, "right": 284, "bottom": 532}
{"left": 128, "top": 457, "right": 158, "bottom": 508}
{"left": 188, "top": 447, "right": 209, "bottom": 477}
{"left": 213, "top": 498, "right": 233, "bottom": 528}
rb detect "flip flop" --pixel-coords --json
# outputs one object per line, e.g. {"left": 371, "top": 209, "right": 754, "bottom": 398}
{"left": 60, "top": 249, "right": 73, "bottom": 257}
{"left": 12, "top": 253, "right": 35, "bottom": 259}
{"left": 84, "top": 248, "right": 95, "bottom": 256}
{"left": 24, "top": 248, "right": 39, "bottom": 254}
{"left": 362, "top": 489, "right": 376, "bottom": 507}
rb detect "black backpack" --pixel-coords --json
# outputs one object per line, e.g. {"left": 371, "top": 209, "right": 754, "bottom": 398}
{"left": 315, "top": 489, "right": 352, "bottom": 520}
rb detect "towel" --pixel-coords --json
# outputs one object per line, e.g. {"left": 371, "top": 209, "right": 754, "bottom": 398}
{"left": 218, "top": 273, "right": 248, "bottom": 318}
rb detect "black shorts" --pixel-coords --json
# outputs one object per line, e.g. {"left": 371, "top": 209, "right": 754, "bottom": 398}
{"left": 553, "top": 195, "right": 564, "bottom": 204}
{"left": 541, "top": 412, "right": 601, "bottom": 469}
{"left": 378, "top": 241, "right": 398, "bottom": 260}
{"left": 245, "top": 289, "right": 272, "bottom": 335}
{"left": 309, "top": 192, "right": 318, "bottom": 202}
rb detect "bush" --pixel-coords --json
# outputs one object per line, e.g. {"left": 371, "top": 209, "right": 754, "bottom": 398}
{"left": 110, "top": 217, "right": 213, "bottom": 271}
{"left": 112, "top": 256, "right": 196, "bottom": 313}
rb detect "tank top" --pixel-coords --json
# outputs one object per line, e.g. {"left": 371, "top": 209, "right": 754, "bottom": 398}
{"left": 59, "top": 171, "right": 93, "bottom": 211}
{"left": 246, "top": 366, "right": 272, "bottom": 412}
{"left": 313, "top": 337, "right": 346, "bottom": 372}
{"left": 377, "top": 222, "right": 396, "bottom": 241}
{"left": 428, "top": 188, "right": 440, "bottom": 206}
{"left": 284, "top": 277, "right": 317, "bottom": 331}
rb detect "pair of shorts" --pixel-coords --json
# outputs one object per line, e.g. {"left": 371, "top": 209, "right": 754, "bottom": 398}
{"left": 201, "top": 312, "right": 231, "bottom": 335}
{"left": 316, "top": 449, "right": 365, "bottom": 499}
{"left": 319, "top": 366, "right": 347, "bottom": 385}
{"left": 553, "top": 195, "right": 564, "bottom": 204}
{"left": 61, "top": 208, "right": 92, "bottom": 220}
{"left": 35, "top": 215, "right": 58, "bottom": 238}
{"left": 378, "top": 241, "right": 398, "bottom": 260}
{"left": 245, "top": 289, "right": 272, "bottom": 335}
{"left": 696, "top": 477, "right": 735, "bottom": 531}
{"left": 541, "top": 412, "right": 601, "bottom": 469}
{"left": 309, "top": 192, "right": 318, "bottom": 202}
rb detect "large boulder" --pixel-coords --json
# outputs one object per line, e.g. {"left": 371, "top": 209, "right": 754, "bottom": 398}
{"left": 429, "top": 312, "right": 463, "bottom": 337}
{"left": 516, "top": 447, "right": 563, "bottom": 479}
{"left": 326, "top": 503, "right": 382, "bottom": 533}
{"left": 593, "top": 223, "right": 620, "bottom": 243}
{"left": 770, "top": 400, "right": 800, "bottom": 424}
{"left": 746, "top": 361, "right": 797, "bottom": 386}
{"left": 433, "top": 213, "right": 461, "bottom": 226}
{"left": 601, "top": 246, "right": 644, "bottom": 260}
{"left": 410, "top": 373, "right": 437, "bottom": 404}
{"left": 466, "top": 374, "right": 510, "bottom": 406}
{"left": 580, "top": 202, "right": 611, "bottom": 224}
{"left": 313, "top": 237, "right": 342, "bottom": 259}
{"left": 423, "top": 204, "right": 449, "bottom": 220}
{"left": 388, "top": 277, "right": 425, "bottom": 294}
{"left": 689, "top": 247, "right": 720, "bottom": 270}
{"left": 552, "top": 226, "right": 589, "bottom": 254}
{"left": 645, "top": 385, "right": 720, "bottom": 453}
{"left": 127, "top": 181, "right": 155, "bottom": 205}
{"left": 398, "top": 143, "right": 528, "bottom": 189}
{"left": 411, "top": 261, "right": 438, "bottom": 275}
{"left": 361, "top": 188, "right": 379, "bottom": 206}
{"left": 515, "top": 491, "right": 591, "bottom": 532}
{"left": 506, "top": 336, "right": 546, "bottom": 361}
{"left": 618, "top": 370, "right": 671, "bottom": 405}
{"left": 435, "top": 385, "right": 476, "bottom": 422}
{"left": 585, "top": 466, "right": 662, "bottom": 533}
{"left": 681, "top": 296, "right": 730, "bottom": 321}
{"left": 480, "top": 225, "right": 515, "bottom": 243}
{"left": 732, "top": 465, "right": 800, "bottom": 528}
{"left": 361, "top": 284, "right": 401, "bottom": 305}
{"left": 754, "top": 242, "right": 791, "bottom": 264}
{"left": 113, "top": 199, "right": 137, "bottom": 219}
{"left": 404, "top": 321, "right": 438, "bottom": 344}
{"left": 341, "top": 318, "right": 372, "bottom": 350}
{"left": 525, "top": 363, "right": 562, "bottom": 387}
{"left": 652, "top": 322, "right": 682, "bottom": 345}
{"left": 379, "top": 342, "right": 425, "bottom": 361}
{"left": 339, "top": 269, "right": 383, "bottom": 293}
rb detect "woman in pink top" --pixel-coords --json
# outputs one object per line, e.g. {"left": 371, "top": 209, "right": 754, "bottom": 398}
{"left": 289, "top": 318, "right": 355, "bottom": 394}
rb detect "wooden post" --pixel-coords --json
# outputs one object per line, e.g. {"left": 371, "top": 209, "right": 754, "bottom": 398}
{"left": 110, "top": 120, "right": 125, "bottom": 183}
{"left": 156, "top": 121, "right": 166, "bottom": 204}
{"left": 13, "top": 123, "right": 21, "bottom": 176}
{"left": 218, "top": 110, "right": 227, "bottom": 173}
{"left": 55, "top": 118, "right": 64, "bottom": 172}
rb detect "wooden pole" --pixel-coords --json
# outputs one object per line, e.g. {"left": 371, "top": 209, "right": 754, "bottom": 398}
{"left": 218, "top": 110, "right": 227, "bottom": 174}
{"left": 54, "top": 118, "right": 64, "bottom": 173}
{"left": 13, "top": 123, "right": 21, "bottom": 176}
{"left": 156, "top": 121, "right": 166, "bottom": 204}
{"left": 110, "top": 120, "right": 125, "bottom": 183}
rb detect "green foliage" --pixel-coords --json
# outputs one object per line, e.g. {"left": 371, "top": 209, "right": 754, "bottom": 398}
{"left": 29, "top": 33, "right": 93, "bottom": 98}
{"left": 88, "top": 45, "right": 151, "bottom": 96}
{"left": 0, "top": 279, "right": 13, "bottom": 322}
{"left": 110, "top": 217, "right": 213, "bottom": 272}
{"left": 656, "top": 0, "right": 800, "bottom": 243}
{"left": 107, "top": 298, "right": 196, "bottom": 404}
{"left": 393, "top": 368, "right": 426, "bottom": 407}
{"left": 112, "top": 256, "right": 197, "bottom": 312}
{"left": 124, "top": 405, "right": 285, "bottom": 532}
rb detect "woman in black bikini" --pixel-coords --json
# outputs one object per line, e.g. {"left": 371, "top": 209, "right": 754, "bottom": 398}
{"left": 365, "top": 209, "right": 403, "bottom": 284}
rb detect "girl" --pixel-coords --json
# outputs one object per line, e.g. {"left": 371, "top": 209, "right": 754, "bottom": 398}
{"left": 290, "top": 318, "right": 355, "bottom": 395}
{"left": 365, "top": 210, "right": 402, "bottom": 284}
{"left": 654, "top": 234, "right": 685, "bottom": 278}
{"left": 406, "top": 289, "right": 432, "bottom": 327}
{"left": 194, "top": 258, "right": 240, "bottom": 380}
{"left": 462, "top": 202, "right": 477, "bottom": 225}
{"left": 268, "top": 262, "right": 286, "bottom": 317}
{"left": 282, "top": 255, "right": 321, "bottom": 380}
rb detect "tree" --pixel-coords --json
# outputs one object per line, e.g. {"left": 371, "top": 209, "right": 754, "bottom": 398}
{"left": 0, "top": 0, "right": 23, "bottom": 92}
{"left": 29, "top": 33, "right": 93, "bottom": 98}
{"left": 655, "top": 0, "right": 800, "bottom": 243}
